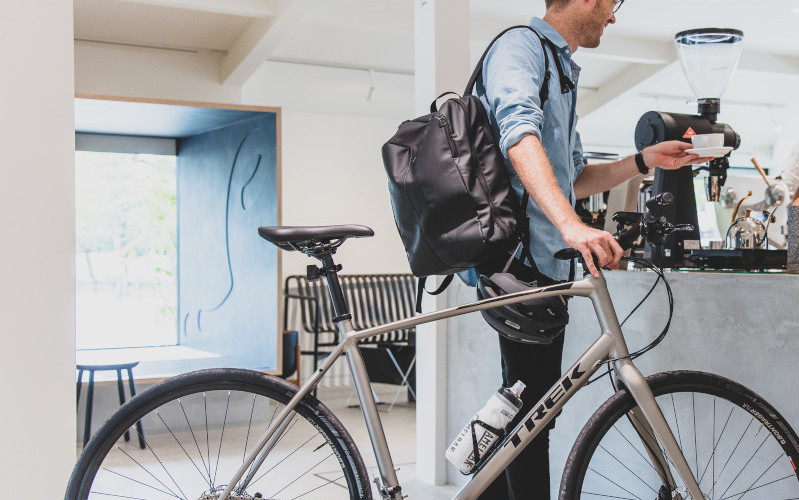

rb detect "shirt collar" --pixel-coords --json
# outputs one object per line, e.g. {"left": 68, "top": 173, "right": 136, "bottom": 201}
{"left": 529, "top": 17, "right": 573, "bottom": 56}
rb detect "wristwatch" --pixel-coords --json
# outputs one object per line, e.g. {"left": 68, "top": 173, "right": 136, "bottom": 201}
{"left": 634, "top": 152, "right": 649, "bottom": 175}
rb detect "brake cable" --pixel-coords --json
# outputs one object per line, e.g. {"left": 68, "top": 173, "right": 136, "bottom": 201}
{"left": 584, "top": 255, "right": 675, "bottom": 388}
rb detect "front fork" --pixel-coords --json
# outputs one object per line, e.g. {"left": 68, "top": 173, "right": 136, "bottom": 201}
{"left": 615, "top": 361, "right": 702, "bottom": 499}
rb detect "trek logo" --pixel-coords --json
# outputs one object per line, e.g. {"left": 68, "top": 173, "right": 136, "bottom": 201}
{"left": 509, "top": 363, "right": 586, "bottom": 448}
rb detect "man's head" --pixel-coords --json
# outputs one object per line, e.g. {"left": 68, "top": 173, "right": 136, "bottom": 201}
{"left": 544, "top": 0, "right": 620, "bottom": 49}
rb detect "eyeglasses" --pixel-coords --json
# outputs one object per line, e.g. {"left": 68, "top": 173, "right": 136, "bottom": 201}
{"left": 613, "top": 0, "right": 624, "bottom": 13}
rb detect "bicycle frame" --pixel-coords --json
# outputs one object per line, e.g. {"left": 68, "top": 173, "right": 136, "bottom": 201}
{"left": 218, "top": 270, "right": 705, "bottom": 500}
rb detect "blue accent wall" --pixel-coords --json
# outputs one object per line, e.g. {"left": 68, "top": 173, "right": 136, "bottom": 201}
{"left": 177, "top": 113, "right": 279, "bottom": 370}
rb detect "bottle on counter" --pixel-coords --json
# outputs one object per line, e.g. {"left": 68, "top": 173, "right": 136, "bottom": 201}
{"left": 445, "top": 380, "right": 525, "bottom": 474}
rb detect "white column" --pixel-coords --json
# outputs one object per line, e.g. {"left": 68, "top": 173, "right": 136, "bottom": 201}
{"left": 414, "top": 0, "right": 470, "bottom": 486}
{"left": 0, "top": 0, "right": 76, "bottom": 494}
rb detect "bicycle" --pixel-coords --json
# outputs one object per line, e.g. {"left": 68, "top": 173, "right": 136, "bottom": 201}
{"left": 65, "top": 193, "right": 799, "bottom": 500}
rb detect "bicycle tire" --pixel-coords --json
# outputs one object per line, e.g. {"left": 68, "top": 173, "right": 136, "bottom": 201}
{"left": 65, "top": 368, "right": 372, "bottom": 500}
{"left": 560, "top": 370, "right": 799, "bottom": 500}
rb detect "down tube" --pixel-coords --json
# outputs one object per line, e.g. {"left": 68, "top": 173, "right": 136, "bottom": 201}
{"left": 454, "top": 333, "right": 613, "bottom": 500}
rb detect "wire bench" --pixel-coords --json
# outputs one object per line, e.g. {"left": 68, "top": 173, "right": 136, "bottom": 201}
{"left": 283, "top": 273, "right": 416, "bottom": 406}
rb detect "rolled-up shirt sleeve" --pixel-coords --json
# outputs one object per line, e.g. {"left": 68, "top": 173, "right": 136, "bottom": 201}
{"left": 482, "top": 30, "right": 546, "bottom": 158}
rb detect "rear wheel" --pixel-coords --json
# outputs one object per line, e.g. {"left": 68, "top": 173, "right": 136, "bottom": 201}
{"left": 560, "top": 371, "right": 799, "bottom": 499}
{"left": 65, "top": 368, "right": 371, "bottom": 499}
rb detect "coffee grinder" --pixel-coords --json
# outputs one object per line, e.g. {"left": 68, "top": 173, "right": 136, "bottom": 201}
{"left": 634, "top": 28, "right": 743, "bottom": 266}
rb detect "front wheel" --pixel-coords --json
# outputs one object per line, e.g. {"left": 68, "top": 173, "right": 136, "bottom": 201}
{"left": 560, "top": 370, "right": 799, "bottom": 499}
{"left": 65, "top": 368, "right": 372, "bottom": 499}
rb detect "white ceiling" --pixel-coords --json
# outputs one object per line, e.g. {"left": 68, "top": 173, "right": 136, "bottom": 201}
{"left": 74, "top": 0, "right": 799, "bottom": 170}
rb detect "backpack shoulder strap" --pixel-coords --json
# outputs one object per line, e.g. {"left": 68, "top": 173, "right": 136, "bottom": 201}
{"left": 464, "top": 25, "right": 570, "bottom": 108}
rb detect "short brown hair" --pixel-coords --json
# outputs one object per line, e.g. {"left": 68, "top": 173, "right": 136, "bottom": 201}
{"left": 545, "top": 0, "right": 572, "bottom": 9}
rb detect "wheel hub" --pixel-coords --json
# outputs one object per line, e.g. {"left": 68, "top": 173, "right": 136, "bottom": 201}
{"left": 198, "top": 486, "right": 263, "bottom": 500}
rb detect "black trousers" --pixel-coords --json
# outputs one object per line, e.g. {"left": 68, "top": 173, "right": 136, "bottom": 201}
{"left": 477, "top": 331, "right": 565, "bottom": 500}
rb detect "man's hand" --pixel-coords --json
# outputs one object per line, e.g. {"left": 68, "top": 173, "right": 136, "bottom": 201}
{"left": 560, "top": 220, "right": 624, "bottom": 278}
{"left": 642, "top": 140, "right": 715, "bottom": 170}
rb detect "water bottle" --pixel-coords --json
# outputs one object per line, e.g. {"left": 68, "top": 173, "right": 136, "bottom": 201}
{"left": 445, "top": 381, "right": 525, "bottom": 474}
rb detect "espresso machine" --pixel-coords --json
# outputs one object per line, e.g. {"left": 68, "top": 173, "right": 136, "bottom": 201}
{"left": 634, "top": 28, "right": 743, "bottom": 266}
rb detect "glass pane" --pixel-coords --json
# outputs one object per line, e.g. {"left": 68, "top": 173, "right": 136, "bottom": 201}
{"left": 75, "top": 151, "right": 177, "bottom": 349}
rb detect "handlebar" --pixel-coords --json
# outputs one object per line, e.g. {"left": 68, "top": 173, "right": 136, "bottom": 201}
{"left": 554, "top": 192, "right": 693, "bottom": 263}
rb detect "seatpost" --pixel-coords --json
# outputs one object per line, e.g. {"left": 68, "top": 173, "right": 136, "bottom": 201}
{"left": 319, "top": 254, "right": 351, "bottom": 322}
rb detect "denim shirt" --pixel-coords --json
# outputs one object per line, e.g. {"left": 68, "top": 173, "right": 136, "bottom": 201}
{"left": 476, "top": 18, "right": 584, "bottom": 281}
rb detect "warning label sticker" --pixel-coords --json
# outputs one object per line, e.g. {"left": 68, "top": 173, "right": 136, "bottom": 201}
{"left": 683, "top": 127, "right": 697, "bottom": 139}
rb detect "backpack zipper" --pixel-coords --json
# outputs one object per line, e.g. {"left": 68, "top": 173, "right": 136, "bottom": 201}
{"left": 436, "top": 115, "right": 459, "bottom": 158}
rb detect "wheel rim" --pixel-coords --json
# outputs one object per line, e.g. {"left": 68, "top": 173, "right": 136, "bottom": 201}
{"left": 575, "top": 385, "right": 799, "bottom": 500}
{"left": 78, "top": 379, "right": 362, "bottom": 500}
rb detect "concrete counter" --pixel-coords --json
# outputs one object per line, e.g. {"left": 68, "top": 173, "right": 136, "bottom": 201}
{"left": 443, "top": 270, "right": 799, "bottom": 495}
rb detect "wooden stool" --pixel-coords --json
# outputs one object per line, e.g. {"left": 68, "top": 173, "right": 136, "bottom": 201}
{"left": 76, "top": 361, "right": 145, "bottom": 449}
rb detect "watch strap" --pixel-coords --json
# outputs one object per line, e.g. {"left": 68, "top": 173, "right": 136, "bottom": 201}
{"left": 634, "top": 152, "right": 650, "bottom": 175}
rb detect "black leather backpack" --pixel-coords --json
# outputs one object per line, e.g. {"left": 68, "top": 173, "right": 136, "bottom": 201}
{"left": 381, "top": 26, "right": 573, "bottom": 311}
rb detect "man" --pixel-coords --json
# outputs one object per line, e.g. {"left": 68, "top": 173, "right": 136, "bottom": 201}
{"left": 474, "top": 0, "right": 712, "bottom": 498}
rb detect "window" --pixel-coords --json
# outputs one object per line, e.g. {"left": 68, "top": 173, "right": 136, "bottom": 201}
{"left": 74, "top": 97, "right": 280, "bottom": 376}
{"left": 75, "top": 151, "right": 177, "bottom": 349}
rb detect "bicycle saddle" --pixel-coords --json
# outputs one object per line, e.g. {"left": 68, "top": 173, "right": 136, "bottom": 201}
{"left": 258, "top": 224, "right": 374, "bottom": 252}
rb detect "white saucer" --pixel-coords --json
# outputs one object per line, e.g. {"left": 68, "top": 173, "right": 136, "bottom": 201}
{"left": 686, "top": 146, "right": 733, "bottom": 158}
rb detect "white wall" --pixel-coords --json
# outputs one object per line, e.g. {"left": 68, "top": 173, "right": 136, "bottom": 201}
{"left": 269, "top": 110, "right": 411, "bottom": 277}
{"left": 0, "top": 0, "right": 76, "bottom": 494}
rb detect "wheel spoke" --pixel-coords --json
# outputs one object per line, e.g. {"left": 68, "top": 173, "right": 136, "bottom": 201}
{"left": 240, "top": 412, "right": 299, "bottom": 491}
{"left": 711, "top": 417, "right": 756, "bottom": 494}
{"left": 212, "top": 390, "right": 231, "bottom": 487}
{"left": 268, "top": 452, "right": 337, "bottom": 499}
{"left": 670, "top": 393, "right": 683, "bottom": 452}
{"left": 580, "top": 493, "right": 639, "bottom": 499}
{"left": 88, "top": 492, "right": 162, "bottom": 499}
{"left": 724, "top": 454, "right": 786, "bottom": 500}
{"left": 290, "top": 474, "right": 347, "bottom": 499}
{"left": 155, "top": 410, "right": 210, "bottom": 487}
{"left": 100, "top": 467, "right": 182, "bottom": 499}
{"left": 133, "top": 426, "right": 189, "bottom": 500}
{"left": 718, "top": 433, "right": 771, "bottom": 500}
{"left": 587, "top": 466, "right": 644, "bottom": 500}
{"left": 251, "top": 430, "right": 317, "bottom": 486}
{"left": 598, "top": 444, "right": 658, "bottom": 494}
{"left": 242, "top": 394, "right": 257, "bottom": 465}
{"left": 699, "top": 398, "right": 733, "bottom": 485}
{"left": 568, "top": 374, "right": 799, "bottom": 500}
{"left": 612, "top": 424, "right": 661, "bottom": 475}
{"left": 67, "top": 371, "right": 376, "bottom": 500}
{"left": 178, "top": 397, "right": 212, "bottom": 482}
{"left": 204, "top": 393, "right": 210, "bottom": 479}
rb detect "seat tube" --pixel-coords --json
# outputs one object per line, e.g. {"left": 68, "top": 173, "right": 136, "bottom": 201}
{"left": 340, "top": 319, "right": 402, "bottom": 498}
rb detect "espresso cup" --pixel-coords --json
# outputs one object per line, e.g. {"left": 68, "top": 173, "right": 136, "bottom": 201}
{"left": 692, "top": 133, "right": 724, "bottom": 149}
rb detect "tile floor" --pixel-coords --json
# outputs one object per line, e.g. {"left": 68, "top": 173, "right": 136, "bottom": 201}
{"left": 322, "top": 384, "right": 459, "bottom": 499}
